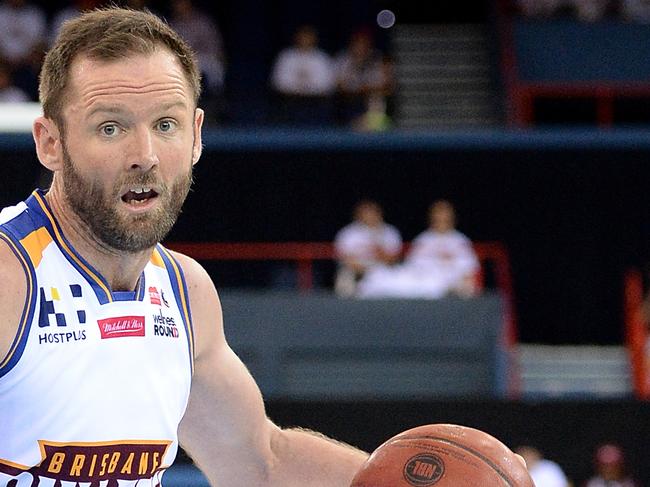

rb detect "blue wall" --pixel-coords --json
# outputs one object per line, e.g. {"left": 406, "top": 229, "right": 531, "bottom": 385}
{"left": 515, "top": 19, "right": 650, "bottom": 81}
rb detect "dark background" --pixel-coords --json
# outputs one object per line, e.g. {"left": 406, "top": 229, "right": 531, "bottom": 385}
{"left": 4, "top": 2, "right": 650, "bottom": 485}
{"left": 3, "top": 139, "right": 649, "bottom": 346}
{"left": 265, "top": 399, "right": 650, "bottom": 486}
{"left": 171, "top": 144, "right": 648, "bottom": 346}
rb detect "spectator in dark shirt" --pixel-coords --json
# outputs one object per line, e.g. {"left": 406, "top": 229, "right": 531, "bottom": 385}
{"left": 169, "top": 0, "right": 226, "bottom": 122}
{"left": 334, "top": 29, "right": 386, "bottom": 125}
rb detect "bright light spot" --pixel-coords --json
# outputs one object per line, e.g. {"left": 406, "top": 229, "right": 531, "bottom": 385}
{"left": 376, "top": 9, "right": 396, "bottom": 29}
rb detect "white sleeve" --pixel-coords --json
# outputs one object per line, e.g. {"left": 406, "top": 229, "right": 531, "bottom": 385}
{"left": 270, "top": 51, "right": 295, "bottom": 93}
{"left": 454, "top": 234, "right": 480, "bottom": 274}
{"left": 381, "top": 226, "right": 403, "bottom": 255}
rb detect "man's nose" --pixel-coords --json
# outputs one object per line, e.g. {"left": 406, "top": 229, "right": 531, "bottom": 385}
{"left": 127, "top": 127, "right": 159, "bottom": 171}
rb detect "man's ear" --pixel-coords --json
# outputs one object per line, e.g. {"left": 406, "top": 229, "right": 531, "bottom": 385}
{"left": 192, "top": 108, "right": 204, "bottom": 165}
{"left": 32, "top": 117, "right": 63, "bottom": 172}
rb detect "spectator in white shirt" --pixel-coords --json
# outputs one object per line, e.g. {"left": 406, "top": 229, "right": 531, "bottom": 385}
{"left": 357, "top": 200, "right": 479, "bottom": 299}
{"left": 334, "top": 200, "right": 402, "bottom": 297}
{"left": 271, "top": 25, "right": 335, "bottom": 97}
{"left": 515, "top": 446, "right": 570, "bottom": 487}
{"left": 585, "top": 444, "right": 640, "bottom": 487}
{"left": 0, "top": 0, "right": 45, "bottom": 68}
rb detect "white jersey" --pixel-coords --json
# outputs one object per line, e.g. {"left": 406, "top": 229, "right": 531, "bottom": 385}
{"left": 334, "top": 222, "right": 402, "bottom": 268}
{"left": 357, "top": 229, "right": 479, "bottom": 299}
{"left": 0, "top": 190, "right": 194, "bottom": 486}
{"left": 405, "top": 229, "right": 479, "bottom": 278}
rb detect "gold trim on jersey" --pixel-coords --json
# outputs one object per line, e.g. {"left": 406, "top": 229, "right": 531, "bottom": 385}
{"left": 33, "top": 192, "right": 114, "bottom": 303}
{"left": 19, "top": 226, "right": 53, "bottom": 268}
{"left": 150, "top": 248, "right": 166, "bottom": 268}
{"left": 158, "top": 246, "right": 195, "bottom": 365}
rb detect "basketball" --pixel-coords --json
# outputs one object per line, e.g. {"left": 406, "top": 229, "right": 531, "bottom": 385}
{"left": 350, "top": 424, "right": 534, "bottom": 487}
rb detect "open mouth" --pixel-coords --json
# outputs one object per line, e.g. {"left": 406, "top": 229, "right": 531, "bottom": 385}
{"left": 121, "top": 186, "right": 159, "bottom": 205}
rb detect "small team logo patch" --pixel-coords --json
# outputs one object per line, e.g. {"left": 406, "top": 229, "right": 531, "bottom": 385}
{"left": 403, "top": 454, "right": 445, "bottom": 486}
{"left": 148, "top": 286, "right": 161, "bottom": 306}
{"left": 97, "top": 316, "right": 145, "bottom": 339}
{"left": 161, "top": 290, "right": 170, "bottom": 307}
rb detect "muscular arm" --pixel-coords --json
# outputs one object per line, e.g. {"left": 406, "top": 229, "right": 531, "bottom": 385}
{"left": 174, "top": 253, "right": 367, "bottom": 486}
{"left": 0, "top": 238, "right": 28, "bottom": 364}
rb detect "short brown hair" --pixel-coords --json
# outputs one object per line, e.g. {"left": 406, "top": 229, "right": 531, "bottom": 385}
{"left": 39, "top": 7, "right": 201, "bottom": 127}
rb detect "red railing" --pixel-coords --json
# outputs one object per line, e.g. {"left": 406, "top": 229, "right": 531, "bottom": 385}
{"left": 166, "top": 240, "right": 521, "bottom": 396}
{"left": 495, "top": 0, "right": 650, "bottom": 127}
{"left": 624, "top": 269, "right": 648, "bottom": 399}
{"left": 166, "top": 241, "right": 335, "bottom": 291}
{"left": 511, "top": 83, "right": 650, "bottom": 127}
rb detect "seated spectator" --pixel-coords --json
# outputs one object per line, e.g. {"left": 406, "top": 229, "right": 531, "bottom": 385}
{"left": 0, "top": 62, "right": 29, "bottom": 102}
{"left": 357, "top": 200, "right": 479, "bottom": 299}
{"left": 515, "top": 445, "right": 570, "bottom": 487}
{"left": 572, "top": 0, "right": 610, "bottom": 21}
{"left": 169, "top": 0, "right": 226, "bottom": 122}
{"left": 0, "top": 0, "right": 46, "bottom": 69}
{"left": 351, "top": 93, "right": 392, "bottom": 132}
{"left": 585, "top": 443, "right": 639, "bottom": 487}
{"left": 620, "top": 0, "right": 650, "bottom": 22}
{"left": 515, "top": 0, "right": 569, "bottom": 18}
{"left": 270, "top": 25, "right": 335, "bottom": 125}
{"left": 334, "top": 200, "right": 402, "bottom": 297}
{"left": 516, "top": 0, "right": 609, "bottom": 21}
{"left": 49, "top": 0, "right": 102, "bottom": 45}
{"left": 334, "top": 29, "right": 393, "bottom": 126}
{"left": 0, "top": 0, "right": 46, "bottom": 100}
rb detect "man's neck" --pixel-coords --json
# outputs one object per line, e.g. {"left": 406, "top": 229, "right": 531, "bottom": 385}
{"left": 45, "top": 186, "right": 153, "bottom": 292}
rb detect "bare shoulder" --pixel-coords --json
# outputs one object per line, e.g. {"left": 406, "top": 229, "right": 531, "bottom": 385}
{"left": 166, "top": 250, "right": 214, "bottom": 296}
{"left": 166, "top": 250, "right": 225, "bottom": 358}
{"left": 0, "top": 236, "right": 29, "bottom": 362}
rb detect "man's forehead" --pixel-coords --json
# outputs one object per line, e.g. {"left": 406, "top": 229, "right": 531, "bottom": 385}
{"left": 68, "top": 49, "right": 188, "bottom": 91}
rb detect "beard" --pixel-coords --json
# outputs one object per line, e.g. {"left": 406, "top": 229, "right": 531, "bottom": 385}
{"left": 61, "top": 143, "right": 193, "bottom": 253}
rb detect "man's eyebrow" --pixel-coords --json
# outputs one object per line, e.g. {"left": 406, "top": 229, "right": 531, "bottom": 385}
{"left": 87, "top": 105, "right": 128, "bottom": 118}
{"left": 158, "top": 101, "right": 188, "bottom": 111}
{"left": 87, "top": 100, "right": 188, "bottom": 117}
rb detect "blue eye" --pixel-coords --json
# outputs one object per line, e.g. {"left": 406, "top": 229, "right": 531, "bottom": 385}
{"left": 158, "top": 119, "right": 176, "bottom": 132}
{"left": 100, "top": 124, "right": 119, "bottom": 137}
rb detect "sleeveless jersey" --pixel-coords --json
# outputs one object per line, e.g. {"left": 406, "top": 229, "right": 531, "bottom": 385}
{"left": 0, "top": 190, "right": 195, "bottom": 486}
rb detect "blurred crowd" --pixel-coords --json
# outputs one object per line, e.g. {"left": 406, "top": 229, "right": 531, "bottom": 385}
{"left": 515, "top": 443, "right": 640, "bottom": 487}
{"left": 334, "top": 199, "right": 480, "bottom": 299}
{"left": 516, "top": 0, "right": 650, "bottom": 23}
{"left": 0, "top": 0, "right": 395, "bottom": 129}
{"left": 270, "top": 24, "right": 395, "bottom": 130}
{"left": 0, "top": 0, "right": 228, "bottom": 117}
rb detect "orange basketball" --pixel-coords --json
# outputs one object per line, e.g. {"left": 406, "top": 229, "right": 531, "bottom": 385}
{"left": 350, "top": 424, "right": 534, "bottom": 487}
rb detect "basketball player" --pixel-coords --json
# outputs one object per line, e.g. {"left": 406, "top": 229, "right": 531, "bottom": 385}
{"left": 0, "top": 7, "right": 367, "bottom": 486}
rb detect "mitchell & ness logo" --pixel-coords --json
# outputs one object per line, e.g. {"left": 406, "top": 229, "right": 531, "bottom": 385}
{"left": 97, "top": 316, "right": 145, "bottom": 339}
